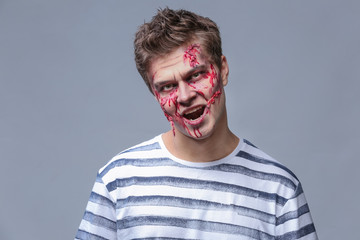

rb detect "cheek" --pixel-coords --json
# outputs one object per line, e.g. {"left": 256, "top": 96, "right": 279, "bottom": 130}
{"left": 155, "top": 90, "right": 179, "bottom": 115}
{"left": 189, "top": 65, "right": 220, "bottom": 99}
{"left": 208, "top": 64, "right": 218, "bottom": 88}
{"left": 188, "top": 81, "right": 209, "bottom": 98}
{"left": 206, "top": 65, "right": 222, "bottom": 97}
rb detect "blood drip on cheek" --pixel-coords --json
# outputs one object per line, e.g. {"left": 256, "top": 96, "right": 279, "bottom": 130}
{"left": 206, "top": 66, "right": 222, "bottom": 108}
{"left": 193, "top": 128, "right": 202, "bottom": 138}
{"left": 155, "top": 90, "right": 179, "bottom": 136}
{"left": 208, "top": 89, "right": 222, "bottom": 105}
{"left": 161, "top": 104, "right": 176, "bottom": 137}
{"left": 200, "top": 64, "right": 223, "bottom": 122}
{"left": 203, "top": 64, "right": 219, "bottom": 97}
{"left": 207, "top": 64, "right": 217, "bottom": 87}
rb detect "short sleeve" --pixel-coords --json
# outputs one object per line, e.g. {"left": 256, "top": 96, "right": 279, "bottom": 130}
{"left": 75, "top": 173, "right": 117, "bottom": 240}
{"left": 275, "top": 183, "right": 318, "bottom": 240}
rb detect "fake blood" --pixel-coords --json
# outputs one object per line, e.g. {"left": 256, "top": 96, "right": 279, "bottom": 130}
{"left": 154, "top": 43, "right": 223, "bottom": 139}
{"left": 155, "top": 90, "right": 177, "bottom": 136}
{"left": 208, "top": 65, "right": 217, "bottom": 87}
{"left": 183, "top": 44, "right": 200, "bottom": 67}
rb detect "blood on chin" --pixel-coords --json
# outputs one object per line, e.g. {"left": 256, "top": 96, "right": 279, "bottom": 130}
{"left": 162, "top": 90, "right": 223, "bottom": 139}
{"left": 169, "top": 106, "right": 209, "bottom": 138}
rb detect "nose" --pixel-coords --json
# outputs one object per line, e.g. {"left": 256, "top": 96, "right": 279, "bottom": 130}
{"left": 177, "top": 82, "right": 196, "bottom": 105}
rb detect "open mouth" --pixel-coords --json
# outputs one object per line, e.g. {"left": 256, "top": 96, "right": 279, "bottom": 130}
{"left": 183, "top": 106, "right": 206, "bottom": 121}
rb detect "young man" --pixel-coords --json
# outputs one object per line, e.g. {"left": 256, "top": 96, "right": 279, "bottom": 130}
{"left": 76, "top": 8, "right": 318, "bottom": 240}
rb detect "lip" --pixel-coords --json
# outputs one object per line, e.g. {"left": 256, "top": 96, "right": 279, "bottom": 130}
{"left": 181, "top": 105, "right": 208, "bottom": 125}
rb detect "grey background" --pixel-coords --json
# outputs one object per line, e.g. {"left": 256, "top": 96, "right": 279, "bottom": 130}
{"left": 1, "top": 0, "right": 359, "bottom": 239}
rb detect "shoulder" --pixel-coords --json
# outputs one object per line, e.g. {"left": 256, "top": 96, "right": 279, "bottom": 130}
{"left": 240, "top": 139, "right": 299, "bottom": 180}
{"left": 237, "top": 139, "right": 301, "bottom": 199}
{"left": 97, "top": 135, "right": 164, "bottom": 179}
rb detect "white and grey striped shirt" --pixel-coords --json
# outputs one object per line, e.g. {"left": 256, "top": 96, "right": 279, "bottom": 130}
{"left": 76, "top": 135, "right": 318, "bottom": 240}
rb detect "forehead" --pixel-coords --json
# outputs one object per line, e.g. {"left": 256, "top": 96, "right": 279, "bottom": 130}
{"left": 151, "top": 48, "right": 186, "bottom": 73}
{"left": 149, "top": 44, "right": 208, "bottom": 81}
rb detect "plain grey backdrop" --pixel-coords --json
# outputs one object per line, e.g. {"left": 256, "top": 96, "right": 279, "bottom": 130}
{"left": 1, "top": 0, "right": 359, "bottom": 239}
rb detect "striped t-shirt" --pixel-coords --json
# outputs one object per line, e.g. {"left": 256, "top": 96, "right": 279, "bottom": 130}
{"left": 76, "top": 135, "right": 318, "bottom": 240}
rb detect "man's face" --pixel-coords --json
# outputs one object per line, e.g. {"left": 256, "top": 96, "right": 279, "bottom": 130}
{"left": 149, "top": 43, "right": 229, "bottom": 140}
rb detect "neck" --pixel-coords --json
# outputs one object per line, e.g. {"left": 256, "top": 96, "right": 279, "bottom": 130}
{"left": 162, "top": 110, "right": 239, "bottom": 162}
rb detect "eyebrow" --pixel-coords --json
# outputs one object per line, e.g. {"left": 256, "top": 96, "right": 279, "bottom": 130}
{"left": 153, "top": 64, "right": 208, "bottom": 87}
{"left": 153, "top": 80, "right": 175, "bottom": 91}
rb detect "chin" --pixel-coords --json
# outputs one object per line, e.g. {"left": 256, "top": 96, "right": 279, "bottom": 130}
{"left": 175, "top": 120, "right": 217, "bottom": 140}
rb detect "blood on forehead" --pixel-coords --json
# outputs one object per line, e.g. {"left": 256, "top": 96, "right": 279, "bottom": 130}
{"left": 151, "top": 43, "right": 201, "bottom": 87}
{"left": 183, "top": 44, "right": 201, "bottom": 67}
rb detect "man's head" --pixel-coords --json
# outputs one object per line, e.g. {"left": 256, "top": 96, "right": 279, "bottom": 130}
{"left": 134, "top": 7, "right": 222, "bottom": 93}
{"left": 134, "top": 8, "right": 229, "bottom": 140}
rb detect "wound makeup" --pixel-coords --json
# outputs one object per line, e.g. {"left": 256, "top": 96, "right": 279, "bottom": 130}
{"left": 152, "top": 43, "right": 223, "bottom": 139}
{"left": 183, "top": 44, "right": 200, "bottom": 67}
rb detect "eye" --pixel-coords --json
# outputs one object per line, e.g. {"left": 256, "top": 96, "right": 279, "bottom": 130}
{"left": 189, "top": 71, "right": 204, "bottom": 81}
{"left": 192, "top": 72, "right": 201, "bottom": 78}
{"left": 160, "top": 83, "right": 177, "bottom": 92}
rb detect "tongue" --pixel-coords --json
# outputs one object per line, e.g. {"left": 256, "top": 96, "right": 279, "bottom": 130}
{"left": 184, "top": 107, "right": 204, "bottom": 120}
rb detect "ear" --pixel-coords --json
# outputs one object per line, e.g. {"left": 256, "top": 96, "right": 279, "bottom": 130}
{"left": 220, "top": 55, "right": 229, "bottom": 86}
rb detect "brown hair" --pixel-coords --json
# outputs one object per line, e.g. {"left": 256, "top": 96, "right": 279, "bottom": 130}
{"left": 134, "top": 7, "right": 222, "bottom": 93}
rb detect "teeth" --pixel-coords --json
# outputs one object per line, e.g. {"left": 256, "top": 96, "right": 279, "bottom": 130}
{"left": 185, "top": 106, "right": 203, "bottom": 115}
